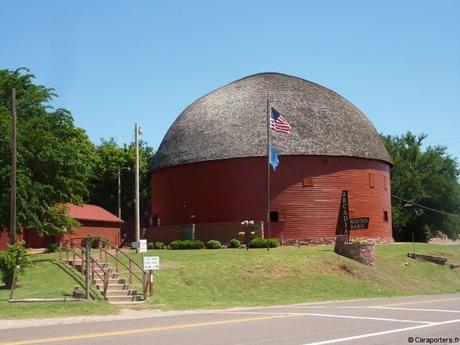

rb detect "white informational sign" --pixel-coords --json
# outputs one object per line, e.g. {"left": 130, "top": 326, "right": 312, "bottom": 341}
{"left": 143, "top": 256, "right": 160, "bottom": 270}
{"left": 139, "top": 239, "right": 147, "bottom": 253}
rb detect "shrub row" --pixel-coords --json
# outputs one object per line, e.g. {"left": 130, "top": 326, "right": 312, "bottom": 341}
{"left": 143, "top": 238, "right": 279, "bottom": 250}
{"left": 170, "top": 240, "right": 205, "bottom": 250}
{"left": 147, "top": 241, "right": 166, "bottom": 250}
{"left": 248, "top": 237, "right": 280, "bottom": 248}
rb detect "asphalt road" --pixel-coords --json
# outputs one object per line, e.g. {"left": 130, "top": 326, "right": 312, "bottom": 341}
{"left": 1, "top": 293, "right": 460, "bottom": 345}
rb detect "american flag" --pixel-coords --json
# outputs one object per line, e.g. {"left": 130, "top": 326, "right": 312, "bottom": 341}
{"left": 270, "top": 107, "right": 291, "bottom": 134}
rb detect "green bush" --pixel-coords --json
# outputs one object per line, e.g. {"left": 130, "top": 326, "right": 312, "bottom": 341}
{"left": 170, "top": 240, "right": 205, "bottom": 250}
{"left": 169, "top": 240, "right": 182, "bottom": 250}
{"left": 0, "top": 241, "right": 32, "bottom": 289}
{"left": 46, "top": 243, "right": 59, "bottom": 253}
{"left": 248, "top": 237, "right": 280, "bottom": 248}
{"left": 154, "top": 242, "right": 165, "bottom": 250}
{"left": 268, "top": 238, "right": 280, "bottom": 248}
{"left": 147, "top": 242, "right": 155, "bottom": 250}
{"left": 228, "top": 239, "right": 241, "bottom": 248}
{"left": 206, "top": 240, "right": 222, "bottom": 249}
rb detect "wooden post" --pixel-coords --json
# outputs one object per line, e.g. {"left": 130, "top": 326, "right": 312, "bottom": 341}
{"left": 85, "top": 242, "right": 90, "bottom": 300}
{"left": 149, "top": 270, "right": 153, "bottom": 296}
{"left": 115, "top": 249, "right": 119, "bottom": 273}
{"left": 143, "top": 271, "right": 147, "bottom": 301}
{"left": 10, "top": 88, "right": 17, "bottom": 245}
{"left": 128, "top": 260, "right": 132, "bottom": 284}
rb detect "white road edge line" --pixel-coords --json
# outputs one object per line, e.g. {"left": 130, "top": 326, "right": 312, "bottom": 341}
{"left": 287, "top": 306, "right": 376, "bottom": 309}
{"left": 372, "top": 306, "right": 460, "bottom": 313}
{"left": 221, "top": 311, "right": 433, "bottom": 324}
{"left": 301, "top": 318, "right": 460, "bottom": 345}
{"left": 244, "top": 305, "right": 460, "bottom": 313}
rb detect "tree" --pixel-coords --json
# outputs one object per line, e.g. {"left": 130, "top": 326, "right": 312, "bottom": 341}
{"left": 382, "top": 132, "right": 460, "bottom": 241}
{"left": 0, "top": 68, "right": 97, "bottom": 237}
{"left": 88, "top": 139, "right": 154, "bottom": 224}
{"left": 0, "top": 241, "right": 32, "bottom": 288}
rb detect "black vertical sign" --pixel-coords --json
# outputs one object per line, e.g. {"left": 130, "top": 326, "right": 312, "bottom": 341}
{"left": 336, "top": 190, "right": 350, "bottom": 235}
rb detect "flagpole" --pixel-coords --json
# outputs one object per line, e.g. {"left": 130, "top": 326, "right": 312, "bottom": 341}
{"left": 266, "top": 96, "right": 271, "bottom": 252}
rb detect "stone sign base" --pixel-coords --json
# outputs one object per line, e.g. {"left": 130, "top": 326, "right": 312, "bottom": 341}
{"left": 334, "top": 235, "right": 376, "bottom": 266}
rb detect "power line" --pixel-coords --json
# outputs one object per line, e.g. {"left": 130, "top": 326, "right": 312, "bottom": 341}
{"left": 391, "top": 195, "right": 460, "bottom": 218}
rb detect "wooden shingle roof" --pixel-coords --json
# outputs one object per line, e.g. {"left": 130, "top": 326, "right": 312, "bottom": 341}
{"left": 151, "top": 72, "right": 391, "bottom": 171}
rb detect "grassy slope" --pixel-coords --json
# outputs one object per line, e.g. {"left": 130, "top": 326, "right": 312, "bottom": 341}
{"left": 1, "top": 243, "right": 459, "bottom": 318}
{"left": 138, "top": 243, "right": 460, "bottom": 309}
{"left": 0, "top": 255, "right": 117, "bottom": 319}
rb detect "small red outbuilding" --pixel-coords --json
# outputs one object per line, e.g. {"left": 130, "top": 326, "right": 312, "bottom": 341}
{"left": 0, "top": 204, "right": 122, "bottom": 250}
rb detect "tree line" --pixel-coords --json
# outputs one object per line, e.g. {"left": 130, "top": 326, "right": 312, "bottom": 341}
{"left": 0, "top": 68, "right": 153, "bottom": 237}
{"left": 0, "top": 68, "right": 459, "bottom": 241}
{"left": 381, "top": 133, "right": 460, "bottom": 241}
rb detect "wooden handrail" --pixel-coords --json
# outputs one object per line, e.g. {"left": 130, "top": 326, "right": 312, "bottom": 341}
{"left": 63, "top": 237, "right": 152, "bottom": 298}
{"left": 98, "top": 246, "right": 143, "bottom": 285}
{"left": 100, "top": 238, "right": 152, "bottom": 298}
{"left": 61, "top": 239, "right": 110, "bottom": 300}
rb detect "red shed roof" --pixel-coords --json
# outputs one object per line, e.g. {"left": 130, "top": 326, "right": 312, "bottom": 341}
{"left": 67, "top": 204, "right": 123, "bottom": 224}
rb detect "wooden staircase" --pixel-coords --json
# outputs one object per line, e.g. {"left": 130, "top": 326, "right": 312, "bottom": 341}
{"left": 91, "top": 259, "right": 144, "bottom": 305}
{"left": 63, "top": 238, "right": 153, "bottom": 306}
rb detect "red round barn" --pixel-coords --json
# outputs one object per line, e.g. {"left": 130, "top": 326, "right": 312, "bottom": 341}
{"left": 150, "top": 73, "right": 392, "bottom": 243}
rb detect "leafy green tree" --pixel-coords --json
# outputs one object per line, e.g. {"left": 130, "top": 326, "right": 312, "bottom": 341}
{"left": 0, "top": 240, "right": 32, "bottom": 288}
{"left": 0, "top": 68, "right": 97, "bottom": 237}
{"left": 382, "top": 132, "right": 460, "bottom": 241}
{"left": 88, "top": 139, "right": 154, "bottom": 223}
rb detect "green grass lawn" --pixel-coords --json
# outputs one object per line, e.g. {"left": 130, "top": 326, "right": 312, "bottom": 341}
{"left": 1, "top": 243, "right": 459, "bottom": 318}
{"left": 114, "top": 243, "right": 460, "bottom": 310}
{"left": 0, "top": 255, "right": 118, "bottom": 319}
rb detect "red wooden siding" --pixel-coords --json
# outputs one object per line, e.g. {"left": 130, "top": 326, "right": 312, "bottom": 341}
{"left": 151, "top": 155, "right": 392, "bottom": 241}
{"left": 0, "top": 222, "right": 120, "bottom": 250}
{"left": 146, "top": 221, "right": 264, "bottom": 244}
{"left": 61, "top": 221, "right": 121, "bottom": 247}
{"left": 0, "top": 229, "right": 24, "bottom": 250}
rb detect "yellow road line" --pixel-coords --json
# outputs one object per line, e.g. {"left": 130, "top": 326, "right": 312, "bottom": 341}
{"left": 375, "top": 297, "right": 460, "bottom": 307}
{"left": 0, "top": 314, "right": 296, "bottom": 345}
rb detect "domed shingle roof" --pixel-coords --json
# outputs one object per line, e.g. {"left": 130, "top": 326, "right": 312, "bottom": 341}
{"left": 151, "top": 73, "right": 391, "bottom": 171}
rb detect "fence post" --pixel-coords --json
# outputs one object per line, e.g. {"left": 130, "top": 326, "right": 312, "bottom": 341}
{"left": 143, "top": 271, "right": 147, "bottom": 301}
{"left": 85, "top": 242, "right": 91, "bottom": 300}
{"left": 103, "top": 271, "right": 108, "bottom": 300}
{"left": 149, "top": 270, "right": 153, "bottom": 296}
{"left": 128, "top": 260, "right": 132, "bottom": 284}
{"left": 115, "top": 249, "right": 119, "bottom": 273}
{"left": 99, "top": 240, "right": 102, "bottom": 260}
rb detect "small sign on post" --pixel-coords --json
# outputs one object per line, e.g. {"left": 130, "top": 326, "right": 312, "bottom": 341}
{"left": 138, "top": 239, "right": 147, "bottom": 253}
{"left": 143, "top": 256, "right": 160, "bottom": 270}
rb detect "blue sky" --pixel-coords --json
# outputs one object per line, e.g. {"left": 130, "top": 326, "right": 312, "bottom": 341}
{"left": 1, "top": 0, "right": 459, "bottom": 161}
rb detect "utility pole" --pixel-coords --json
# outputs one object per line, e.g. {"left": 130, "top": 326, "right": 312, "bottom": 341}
{"left": 134, "top": 123, "right": 142, "bottom": 251}
{"left": 118, "top": 168, "right": 122, "bottom": 219}
{"left": 10, "top": 88, "right": 17, "bottom": 245}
